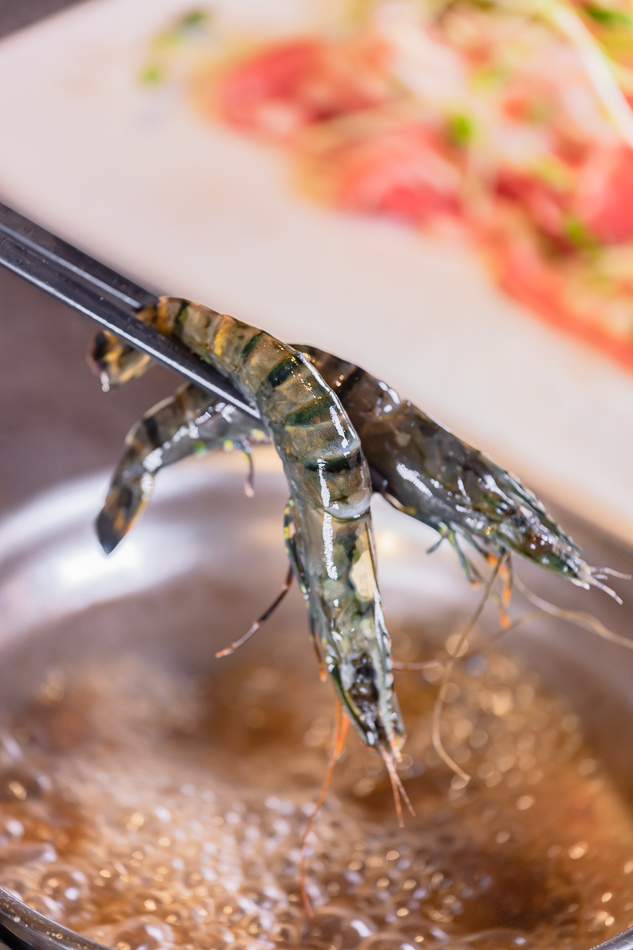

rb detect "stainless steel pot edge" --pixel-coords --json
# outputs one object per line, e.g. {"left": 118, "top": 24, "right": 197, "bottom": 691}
{"left": 0, "top": 882, "right": 631, "bottom": 950}
{"left": 593, "top": 927, "right": 633, "bottom": 950}
{"left": 0, "top": 888, "right": 106, "bottom": 950}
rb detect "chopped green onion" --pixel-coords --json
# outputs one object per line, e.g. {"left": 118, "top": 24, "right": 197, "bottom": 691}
{"left": 447, "top": 113, "right": 475, "bottom": 146}
{"left": 181, "top": 10, "right": 209, "bottom": 30}
{"left": 584, "top": 4, "right": 633, "bottom": 29}
{"left": 564, "top": 214, "right": 598, "bottom": 251}
{"left": 141, "top": 63, "right": 164, "bottom": 85}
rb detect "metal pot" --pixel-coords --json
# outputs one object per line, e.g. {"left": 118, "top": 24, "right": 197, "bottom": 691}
{"left": 0, "top": 451, "right": 631, "bottom": 950}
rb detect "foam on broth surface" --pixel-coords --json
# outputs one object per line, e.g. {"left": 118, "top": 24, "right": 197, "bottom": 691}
{"left": 0, "top": 622, "right": 632, "bottom": 950}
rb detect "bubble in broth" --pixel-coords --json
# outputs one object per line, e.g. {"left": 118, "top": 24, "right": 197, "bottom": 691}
{"left": 0, "top": 621, "right": 632, "bottom": 950}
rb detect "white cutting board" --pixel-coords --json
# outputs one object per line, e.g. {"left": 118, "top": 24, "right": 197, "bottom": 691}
{"left": 0, "top": 0, "right": 629, "bottom": 542}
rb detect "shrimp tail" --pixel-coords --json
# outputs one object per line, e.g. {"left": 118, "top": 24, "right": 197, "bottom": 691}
{"left": 96, "top": 476, "right": 149, "bottom": 555}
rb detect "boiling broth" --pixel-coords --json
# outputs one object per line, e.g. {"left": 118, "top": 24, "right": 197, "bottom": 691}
{"left": 0, "top": 621, "right": 631, "bottom": 950}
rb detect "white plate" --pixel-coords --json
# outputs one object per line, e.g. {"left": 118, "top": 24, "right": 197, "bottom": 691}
{"left": 0, "top": 0, "right": 628, "bottom": 542}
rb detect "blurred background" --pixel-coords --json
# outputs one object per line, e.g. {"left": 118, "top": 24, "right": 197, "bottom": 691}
{"left": 3, "top": 0, "right": 633, "bottom": 546}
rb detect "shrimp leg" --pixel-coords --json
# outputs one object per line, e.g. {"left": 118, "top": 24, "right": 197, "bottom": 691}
{"left": 215, "top": 564, "right": 294, "bottom": 658}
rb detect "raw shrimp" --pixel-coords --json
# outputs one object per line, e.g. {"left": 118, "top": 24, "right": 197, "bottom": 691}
{"left": 92, "top": 327, "right": 613, "bottom": 600}
{"left": 102, "top": 297, "right": 406, "bottom": 767}
{"left": 299, "top": 346, "right": 617, "bottom": 600}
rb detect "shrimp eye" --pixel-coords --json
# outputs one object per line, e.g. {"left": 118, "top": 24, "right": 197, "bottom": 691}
{"left": 349, "top": 654, "right": 379, "bottom": 704}
{"left": 510, "top": 515, "right": 556, "bottom": 558}
{"left": 523, "top": 527, "right": 555, "bottom": 556}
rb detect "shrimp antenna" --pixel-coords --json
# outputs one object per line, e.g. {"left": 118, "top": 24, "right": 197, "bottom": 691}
{"left": 393, "top": 605, "right": 545, "bottom": 674}
{"left": 215, "top": 565, "right": 294, "bottom": 658}
{"left": 514, "top": 575, "right": 633, "bottom": 651}
{"left": 466, "top": 609, "right": 544, "bottom": 655}
{"left": 300, "top": 701, "right": 350, "bottom": 916}
{"left": 379, "top": 746, "right": 415, "bottom": 827}
{"left": 431, "top": 555, "right": 505, "bottom": 784}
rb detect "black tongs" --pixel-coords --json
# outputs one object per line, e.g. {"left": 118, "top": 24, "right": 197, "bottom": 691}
{"left": 0, "top": 201, "right": 259, "bottom": 420}
{"left": 0, "top": 201, "right": 391, "bottom": 502}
